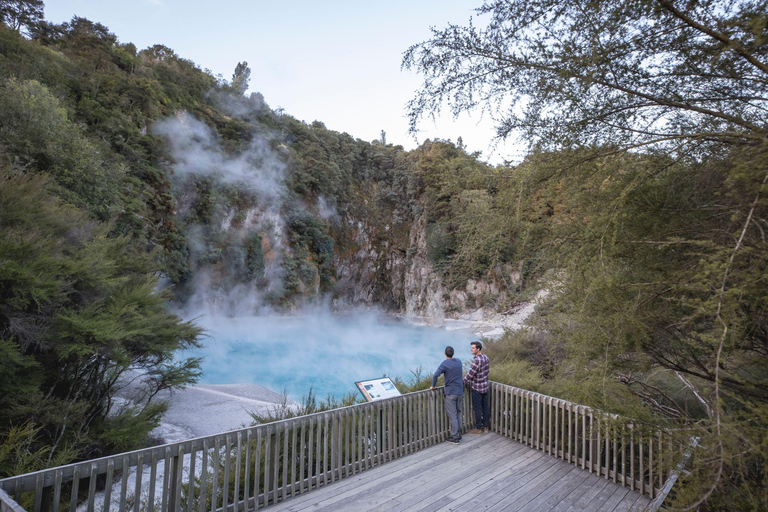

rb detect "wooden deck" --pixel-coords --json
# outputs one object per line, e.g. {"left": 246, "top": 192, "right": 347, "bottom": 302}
{"left": 267, "top": 432, "right": 651, "bottom": 512}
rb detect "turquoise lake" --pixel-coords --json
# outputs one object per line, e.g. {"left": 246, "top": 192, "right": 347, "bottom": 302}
{"left": 183, "top": 313, "right": 476, "bottom": 400}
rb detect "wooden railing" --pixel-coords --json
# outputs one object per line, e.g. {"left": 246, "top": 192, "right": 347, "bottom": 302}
{"left": 0, "top": 388, "right": 455, "bottom": 512}
{"left": 0, "top": 382, "right": 675, "bottom": 512}
{"left": 487, "top": 382, "right": 667, "bottom": 499}
{"left": 1, "top": 489, "right": 26, "bottom": 512}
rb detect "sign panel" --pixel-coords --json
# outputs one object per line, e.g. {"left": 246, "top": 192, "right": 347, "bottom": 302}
{"left": 355, "top": 377, "right": 402, "bottom": 402}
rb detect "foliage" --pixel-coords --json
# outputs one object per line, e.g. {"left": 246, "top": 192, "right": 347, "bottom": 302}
{"left": 0, "top": 0, "right": 43, "bottom": 35}
{"left": 0, "top": 171, "right": 203, "bottom": 475}
{"left": 404, "top": 0, "right": 768, "bottom": 152}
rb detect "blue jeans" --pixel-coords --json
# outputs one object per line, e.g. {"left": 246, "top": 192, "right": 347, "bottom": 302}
{"left": 472, "top": 389, "right": 490, "bottom": 430}
{"left": 445, "top": 394, "right": 463, "bottom": 440}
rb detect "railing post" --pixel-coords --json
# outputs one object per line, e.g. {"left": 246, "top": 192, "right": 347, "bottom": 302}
{"left": 168, "top": 452, "right": 181, "bottom": 512}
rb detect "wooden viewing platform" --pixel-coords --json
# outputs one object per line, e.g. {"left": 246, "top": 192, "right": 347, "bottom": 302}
{"left": 0, "top": 382, "right": 678, "bottom": 512}
{"left": 268, "top": 432, "right": 650, "bottom": 511}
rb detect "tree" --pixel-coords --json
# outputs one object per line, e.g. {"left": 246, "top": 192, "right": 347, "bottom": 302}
{"left": 0, "top": 0, "right": 43, "bottom": 36}
{"left": 404, "top": 0, "right": 768, "bottom": 152}
{"left": 231, "top": 61, "right": 251, "bottom": 95}
{"left": 405, "top": 1, "right": 768, "bottom": 509}
{"left": 0, "top": 170, "right": 203, "bottom": 472}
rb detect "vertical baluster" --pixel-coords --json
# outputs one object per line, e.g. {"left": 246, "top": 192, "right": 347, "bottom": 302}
{"left": 548, "top": 397, "right": 553, "bottom": 455}
{"left": 630, "top": 425, "right": 635, "bottom": 491}
{"left": 315, "top": 417, "right": 322, "bottom": 486}
{"left": 597, "top": 416, "right": 603, "bottom": 478}
{"left": 282, "top": 423, "right": 289, "bottom": 500}
{"left": 50, "top": 470, "right": 63, "bottom": 512}
{"left": 242, "top": 433, "right": 250, "bottom": 510}
{"left": 364, "top": 405, "right": 371, "bottom": 469}
{"left": 234, "top": 433, "right": 242, "bottom": 511}
{"left": 253, "top": 429, "right": 261, "bottom": 507}
{"left": 658, "top": 432, "right": 664, "bottom": 492}
{"left": 299, "top": 420, "right": 307, "bottom": 494}
{"left": 620, "top": 426, "right": 626, "bottom": 487}
{"left": 510, "top": 390, "right": 515, "bottom": 441}
{"left": 290, "top": 421, "right": 298, "bottom": 497}
{"left": 330, "top": 413, "right": 338, "bottom": 484}
{"left": 426, "top": 393, "right": 431, "bottom": 447}
{"left": 388, "top": 400, "right": 395, "bottom": 459}
{"left": 131, "top": 456, "right": 142, "bottom": 512}
{"left": 189, "top": 442, "right": 198, "bottom": 512}
{"left": 85, "top": 464, "right": 97, "bottom": 512}
{"left": 33, "top": 474, "right": 43, "bottom": 512}
{"left": 198, "top": 442, "right": 207, "bottom": 512}
{"left": 149, "top": 451, "right": 158, "bottom": 512}
{"left": 322, "top": 414, "right": 330, "bottom": 484}
{"left": 306, "top": 420, "right": 314, "bottom": 489}
{"left": 357, "top": 406, "right": 363, "bottom": 471}
{"left": 377, "top": 403, "right": 384, "bottom": 463}
{"left": 649, "top": 433, "right": 654, "bottom": 499}
{"left": 529, "top": 392, "right": 534, "bottom": 447}
{"left": 554, "top": 400, "right": 560, "bottom": 459}
{"left": 415, "top": 395, "right": 422, "bottom": 450}
{"left": 539, "top": 394, "right": 544, "bottom": 449}
{"left": 403, "top": 396, "right": 410, "bottom": 455}
{"left": 367, "top": 405, "right": 374, "bottom": 469}
{"left": 518, "top": 390, "right": 523, "bottom": 443}
{"left": 272, "top": 427, "right": 280, "bottom": 504}
{"left": 173, "top": 447, "right": 184, "bottom": 512}
{"left": 118, "top": 456, "right": 128, "bottom": 512}
{"left": 567, "top": 402, "right": 573, "bottom": 463}
{"left": 639, "top": 433, "right": 645, "bottom": 496}
{"left": 613, "top": 425, "right": 618, "bottom": 483}
{"left": 101, "top": 463, "right": 112, "bottom": 512}
{"left": 222, "top": 435, "right": 230, "bottom": 512}
{"left": 262, "top": 429, "right": 271, "bottom": 507}
{"left": 342, "top": 409, "right": 349, "bottom": 476}
{"left": 501, "top": 387, "right": 506, "bottom": 437}
{"left": 211, "top": 439, "right": 220, "bottom": 512}
{"left": 210, "top": 440, "right": 220, "bottom": 512}
{"left": 69, "top": 467, "right": 80, "bottom": 512}
{"left": 421, "top": 393, "right": 427, "bottom": 449}
{"left": 522, "top": 392, "right": 528, "bottom": 445}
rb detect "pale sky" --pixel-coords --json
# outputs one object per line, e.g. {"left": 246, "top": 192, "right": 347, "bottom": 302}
{"left": 45, "top": 0, "right": 525, "bottom": 164}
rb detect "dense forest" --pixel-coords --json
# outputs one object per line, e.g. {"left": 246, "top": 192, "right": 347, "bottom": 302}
{"left": 1, "top": 0, "right": 767, "bottom": 509}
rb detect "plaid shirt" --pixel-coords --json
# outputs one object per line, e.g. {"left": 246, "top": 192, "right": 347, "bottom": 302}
{"left": 463, "top": 353, "right": 490, "bottom": 393}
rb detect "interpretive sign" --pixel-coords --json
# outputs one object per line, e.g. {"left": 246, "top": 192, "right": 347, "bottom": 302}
{"left": 355, "top": 377, "right": 402, "bottom": 402}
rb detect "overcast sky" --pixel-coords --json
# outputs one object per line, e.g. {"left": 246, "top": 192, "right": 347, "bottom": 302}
{"left": 45, "top": 0, "right": 524, "bottom": 164}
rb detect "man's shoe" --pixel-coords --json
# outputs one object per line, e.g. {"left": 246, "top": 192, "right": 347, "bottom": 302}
{"left": 446, "top": 437, "right": 460, "bottom": 444}
{"left": 467, "top": 428, "right": 482, "bottom": 434}
{"left": 482, "top": 427, "right": 489, "bottom": 433}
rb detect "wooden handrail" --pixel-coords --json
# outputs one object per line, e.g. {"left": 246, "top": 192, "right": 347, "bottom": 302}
{"left": 0, "top": 382, "right": 679, "bottom": 512}
{"left": 486, "top": 382, "right": 669, "bottom": 500}
{"left": 0, "top": 489, "right": 26, "bottom": 512}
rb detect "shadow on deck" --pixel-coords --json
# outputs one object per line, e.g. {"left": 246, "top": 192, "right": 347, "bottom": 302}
{"left": 268, "top": 432, "right": 650, "bottom": 512}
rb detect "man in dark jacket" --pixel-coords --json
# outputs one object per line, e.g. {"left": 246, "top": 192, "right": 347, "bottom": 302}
{"left": 431, "top": 346, "right": 463, "bottom": 444}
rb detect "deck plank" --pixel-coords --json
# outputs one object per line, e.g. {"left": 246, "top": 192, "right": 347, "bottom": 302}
{"left": 265, "top": 432, "right": 652, "bottom": 511}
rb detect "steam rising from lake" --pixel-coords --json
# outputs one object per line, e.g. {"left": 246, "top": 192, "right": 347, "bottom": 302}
{"left": 183, "top": 312, "right": 475, "bottom": 400}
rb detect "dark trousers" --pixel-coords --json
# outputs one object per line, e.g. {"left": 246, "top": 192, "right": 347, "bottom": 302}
{"left": 445, "top": 394, "right": 462, "bottom": 440}
{"left": 472, "top": 389, "right": 490, "bottom": 429}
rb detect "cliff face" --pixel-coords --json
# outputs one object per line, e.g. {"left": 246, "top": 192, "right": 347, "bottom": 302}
{"left": 151, "top": 107, "right": 520, "bottom": 320}
{"left": 332, "top": 204, "right": 523, "bottom": 325}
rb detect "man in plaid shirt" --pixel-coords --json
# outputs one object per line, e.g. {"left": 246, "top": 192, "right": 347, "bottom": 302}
{"left": 463, "top": 340, "right": 490, "bottom": 434}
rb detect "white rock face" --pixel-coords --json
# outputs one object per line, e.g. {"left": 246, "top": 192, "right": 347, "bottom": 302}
{"left": 334, "top": 207, "right": 541, "bottom": 336}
